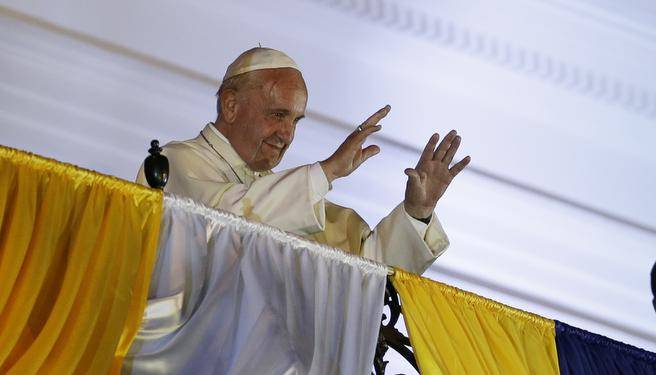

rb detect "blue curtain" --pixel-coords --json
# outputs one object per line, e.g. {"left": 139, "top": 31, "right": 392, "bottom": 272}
{"left": 555, "top": 321, "right": 656, "bottom": 374}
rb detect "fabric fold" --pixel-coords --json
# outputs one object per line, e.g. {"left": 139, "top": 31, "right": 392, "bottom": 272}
{"left": 555, "top": 320, "right": 656, "bottom": 375}
{"left": 123, "top": 194, "right": 388, "bottom": 375}
{"left": 391, "top": 268, "right": 560, "bottom": 375}
{"left": 0, "top": 145, "right": 162, "bottom": 374}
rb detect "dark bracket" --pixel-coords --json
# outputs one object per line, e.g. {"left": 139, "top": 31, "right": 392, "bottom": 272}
{"left": 373, "top": 278, "right": 419, "bottom": 374}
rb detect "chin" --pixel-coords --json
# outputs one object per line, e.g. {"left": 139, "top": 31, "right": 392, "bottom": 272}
{"left": 250, "top": 147, "right": 285, "bottom": 171}
{"left": 251, "top": 157, "right": 281, "bottom": 172}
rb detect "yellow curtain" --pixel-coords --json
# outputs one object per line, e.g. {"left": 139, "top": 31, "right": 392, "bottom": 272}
{"left": 0, "top": 146, "right": 162, "bottom": 374}
{"left": 392, "top": 269, "right": 560, "bottom": 375}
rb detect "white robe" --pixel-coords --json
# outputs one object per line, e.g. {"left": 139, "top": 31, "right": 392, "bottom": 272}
{"left": 136, "top": 123, "right": 449, "bottom": 274}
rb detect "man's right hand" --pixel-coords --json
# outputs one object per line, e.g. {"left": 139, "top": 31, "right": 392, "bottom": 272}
{"left": 320, "top": 105, "right": 390, "bottom": 183}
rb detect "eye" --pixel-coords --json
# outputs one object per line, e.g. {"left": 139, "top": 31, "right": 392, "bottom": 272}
{"left": 273, "top": 112, "right": 285, "bottom": 119}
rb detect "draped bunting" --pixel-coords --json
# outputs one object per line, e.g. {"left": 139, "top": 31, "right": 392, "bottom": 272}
{"left": 122, "top": 195, "right": 388, "bottom": 374}
{"left": 0, "top": 146, "right": 162, "bottom": 374}
{"left": 2, "top": 144, "right": 655, "bottom": 375}
{"left": 392, "top": 269, "right": 560, "bottom": 375}
{"left": 555, "top": 321, "right": 656, "bottom": 375}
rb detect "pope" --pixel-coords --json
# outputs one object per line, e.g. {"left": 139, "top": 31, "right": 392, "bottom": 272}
{"left": 136, "top": 47, "right": 470, "bottom": 274}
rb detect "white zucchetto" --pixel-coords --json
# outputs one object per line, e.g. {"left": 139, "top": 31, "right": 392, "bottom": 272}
{"left": 223, "top": 47, "right": 301, "bottom": 81}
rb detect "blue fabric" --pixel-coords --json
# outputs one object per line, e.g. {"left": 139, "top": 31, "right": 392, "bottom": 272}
{"left": 555, "top": 321, "right": 656, "bottom": 375}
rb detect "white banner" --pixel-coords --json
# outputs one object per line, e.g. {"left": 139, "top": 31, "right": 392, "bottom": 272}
{"left": 122, "top": 195, "right": 388, "bottom": 374}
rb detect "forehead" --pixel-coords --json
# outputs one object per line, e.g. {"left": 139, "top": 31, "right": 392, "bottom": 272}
{"left": 254, "top": 69, "right": 307, "bottom": 109}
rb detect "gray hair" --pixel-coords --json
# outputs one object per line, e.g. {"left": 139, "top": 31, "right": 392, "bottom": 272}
{"left": 215, "top": 72, "right": 257, "bottom": 117}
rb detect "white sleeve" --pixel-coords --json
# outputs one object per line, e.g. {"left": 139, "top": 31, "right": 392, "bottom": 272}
{"left": 360, "top": 203, "right": 449, "bottom": 275}
{"left": 404, "top": 209, "right": 430, "bottom": 238}
{"left": 308, "top": 162, "right": 330, "bottom": 204}
{"left": 136, "top": 151, "right": 330, "bottom": 236}
{"left": 211, "top": 167, "right": 328, "bottom": 235}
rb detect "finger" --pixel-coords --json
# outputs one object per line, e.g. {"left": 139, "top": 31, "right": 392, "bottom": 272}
{"left": 351, "top": 124, "right": 382, "bottom": 145}
{"left": 442, "top": 135, "right": 461, "bottom": 164}
{"left": 355, "top": 145, "right": 380, "bottom": 167}
{"left": 404, "top": 168, "right": 421, "bottom": 183}
{"left": 361, "top": 105, "right": 391, "bottom": 128}
{"left": 345, "top": 123, "right": 378, "bottom": 143}
{"left": 418, "top": 133, "right": 439, "bottom": 165}
{"left": 449, "top": 155, "right": 471, "bottom": 177}
{"left": 433, "top": 130, "right": 457, "bottom": 161}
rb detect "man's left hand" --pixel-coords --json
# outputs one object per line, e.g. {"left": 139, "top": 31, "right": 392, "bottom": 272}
{"left": 404, "top": 130, "right": 471, "bottom": 220}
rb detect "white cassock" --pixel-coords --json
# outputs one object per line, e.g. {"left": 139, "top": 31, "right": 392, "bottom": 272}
{"left": 136, "top": 123, "right": 449, "bottom": 274}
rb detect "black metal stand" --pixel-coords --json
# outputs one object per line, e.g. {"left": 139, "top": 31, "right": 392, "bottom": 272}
{"left": 373, "top": 278, "right": 419, "bottom": 374}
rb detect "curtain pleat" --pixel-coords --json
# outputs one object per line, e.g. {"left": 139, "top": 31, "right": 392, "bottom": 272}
{"left": 555, "top": 320, "right": 656, "bottom": 375}
{"left": 4, "top": 144, "right": 654, "bottom": 375}
{"left": 0, "top": 145, "right": 162, "bottom": 374}
{"left": 392, "top": 269, "right": 560, "bottom": 375}
{"left": 122, "top": 195, "right": 388, "bottom": 375}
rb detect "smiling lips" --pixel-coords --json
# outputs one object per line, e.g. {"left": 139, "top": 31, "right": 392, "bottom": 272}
{"left": 264, "top": 141, "right": 285, "bottom": 150}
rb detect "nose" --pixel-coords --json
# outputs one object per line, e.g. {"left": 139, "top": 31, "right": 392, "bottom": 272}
{"left": 276, "top": 120, "right": 295, "bottom": 145}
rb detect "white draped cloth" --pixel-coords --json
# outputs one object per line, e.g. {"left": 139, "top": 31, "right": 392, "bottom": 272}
{"left": 122, "top": 195, "right": 389, "bottom": 375}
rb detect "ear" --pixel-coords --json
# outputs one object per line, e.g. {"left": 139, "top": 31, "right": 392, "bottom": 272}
{"left": 220, "top": 89, "right": 240, "bottom": 124}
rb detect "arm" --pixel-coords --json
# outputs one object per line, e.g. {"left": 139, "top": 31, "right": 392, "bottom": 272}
{"left": 361, "top": 204, "right": 449, "bottom": 274}
{"left": 212, "top": 163, "right": 329, "bottom": 235}
{"left": 362, "top": 129, "right": 470, "bottom": 274}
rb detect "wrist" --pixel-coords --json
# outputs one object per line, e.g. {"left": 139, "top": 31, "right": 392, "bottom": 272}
{"left": 404, "top": 202, "right": 433, "bottom": 222}
{"left": 319, "top": 160, "right": 336, "bottom": 183}
{"left": 414, "top": 215, "right": 432, "bottom": 224}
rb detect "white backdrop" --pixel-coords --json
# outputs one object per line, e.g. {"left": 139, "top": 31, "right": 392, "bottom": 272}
{"left": 0, "top": 0, "right": 654, "bottom": 371}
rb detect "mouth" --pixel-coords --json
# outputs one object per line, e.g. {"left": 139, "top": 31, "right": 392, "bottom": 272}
{"left": 264, "top": 141, "right": 285, "bottom": 150}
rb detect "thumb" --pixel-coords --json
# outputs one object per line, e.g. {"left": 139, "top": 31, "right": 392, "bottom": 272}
{"left": 358, "top": 145, "right": 380, "bottom": 166}
{"left": 405, "top": 168, "right": 421, "bottom": 182}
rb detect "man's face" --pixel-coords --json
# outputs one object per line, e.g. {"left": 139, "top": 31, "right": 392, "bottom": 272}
{"left": 228, "top": 68, "right": 307, "bottom": 171}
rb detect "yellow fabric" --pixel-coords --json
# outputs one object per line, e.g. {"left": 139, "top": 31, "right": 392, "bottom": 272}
{"left": 0, "top": 146, "right": 162, "bottom": 374}
{"left": 308, "top": 202, "right": 369, "bottom": 256}
{"left": 392, "top": 269, "right": 560, "bottom": 375}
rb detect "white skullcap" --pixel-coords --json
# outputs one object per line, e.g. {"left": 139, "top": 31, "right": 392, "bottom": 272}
{"left": 222, "top": 47, "right": 301, "bottom": 81}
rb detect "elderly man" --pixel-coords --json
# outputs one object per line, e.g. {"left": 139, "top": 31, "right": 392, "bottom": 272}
{"left": 136, "top": 47, "right": 470, "bottom": 274}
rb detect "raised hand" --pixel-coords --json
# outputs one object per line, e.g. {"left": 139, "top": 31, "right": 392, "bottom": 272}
{"left": 320, "top": 105, "right": 390, "bottom": 183}
{"left": 404, "top": 130, "right": 471, "bottom": 219}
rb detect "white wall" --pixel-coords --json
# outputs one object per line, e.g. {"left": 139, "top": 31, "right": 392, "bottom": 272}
{"left": 0, "top": 0, "right": 654, "bottom": 370}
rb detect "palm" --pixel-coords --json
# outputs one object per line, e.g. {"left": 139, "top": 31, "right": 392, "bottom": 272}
{"left": 404, "top": 131, "right": 470, "bottom": 219}
{"left": 333, "top": 141, "right": 367, "bottom": 175}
